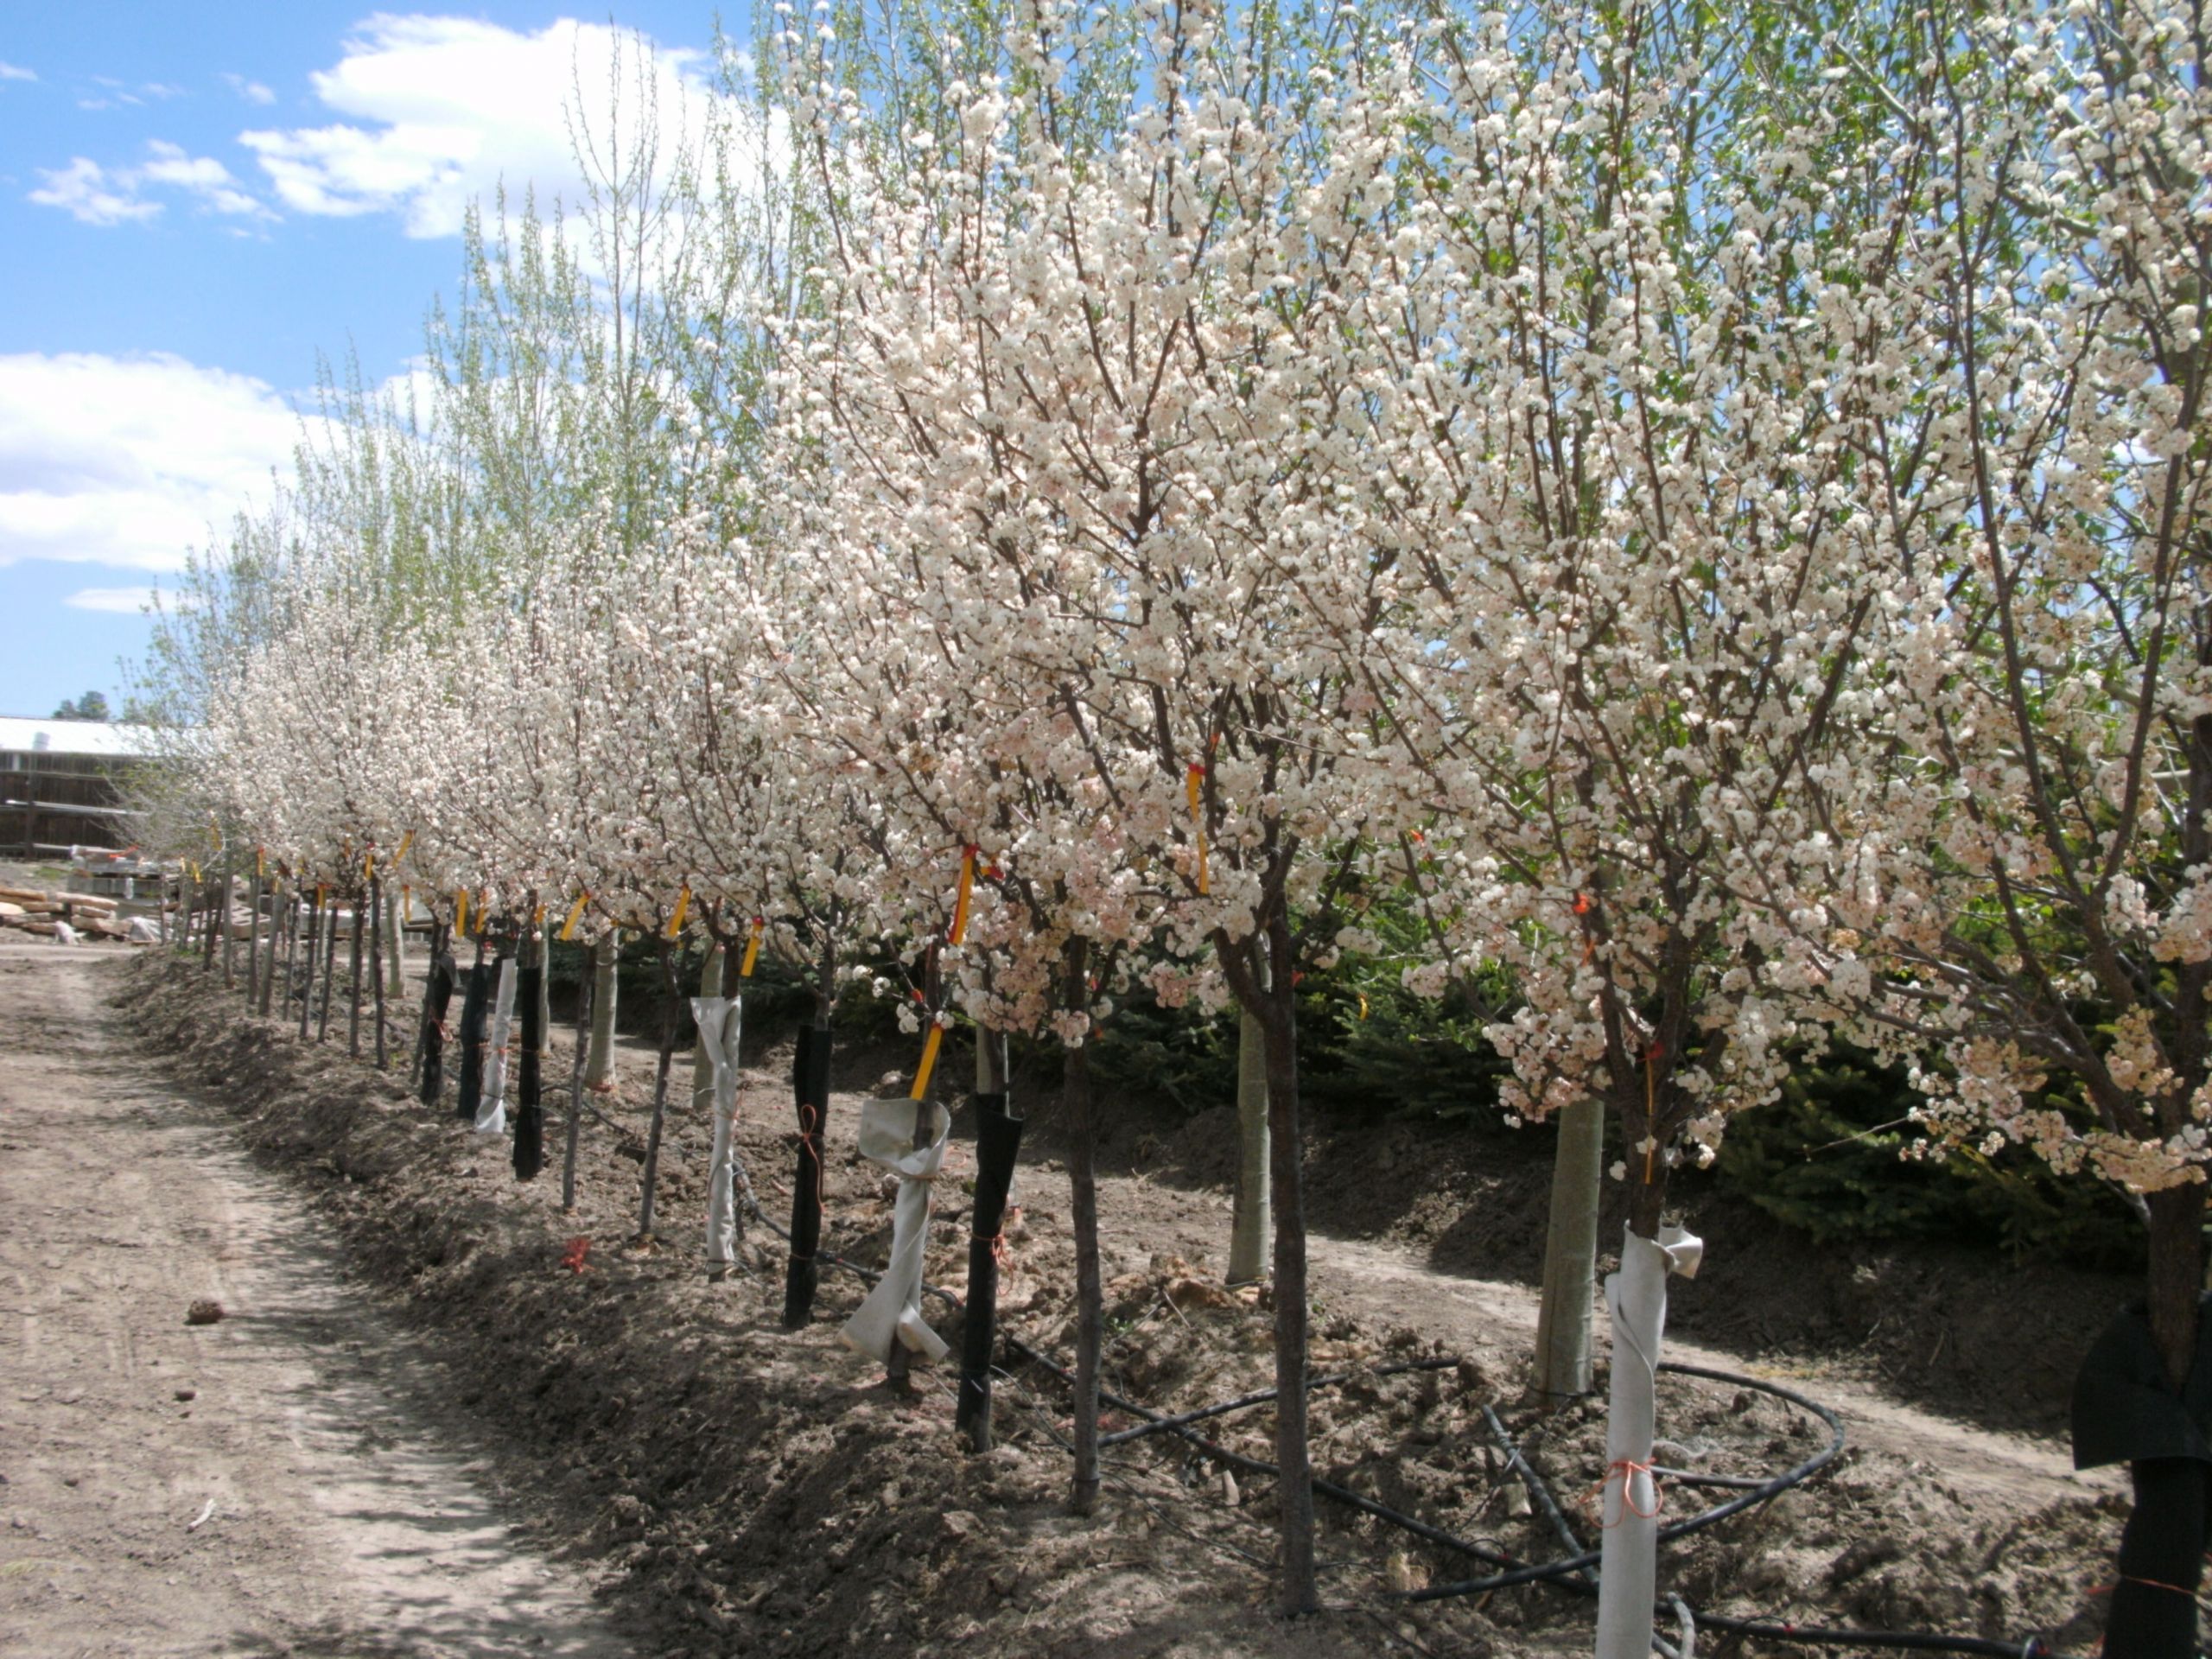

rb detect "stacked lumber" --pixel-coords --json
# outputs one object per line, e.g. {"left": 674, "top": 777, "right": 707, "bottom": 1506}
{"left": 0, "top": 885, "right": 130, "bottom": 939}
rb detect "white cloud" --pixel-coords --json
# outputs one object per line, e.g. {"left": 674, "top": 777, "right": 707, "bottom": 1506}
{"left": 29, "top": 158, "right": 160, "bottom": 226}
{"left": 224, "top": 73, "right": 276, "bottom": 105}
{"left": 0, "top": 353, "right": 307, "bottom": 573}
{"left": 0, "top": 60, "right": 35, "bottom": 83}
{"left": 28, "top": 142, "right": 270, "bottom": 225}
{"left": 240, "top": 16, "right": 717, "bottom": 238}
{"left": 65, "top": 586, "right": 166, "bottom": 614}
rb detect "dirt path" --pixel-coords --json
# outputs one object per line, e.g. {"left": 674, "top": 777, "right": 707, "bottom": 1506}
{"left": 0, "top": 944, "right": 634, "bottom": 1659}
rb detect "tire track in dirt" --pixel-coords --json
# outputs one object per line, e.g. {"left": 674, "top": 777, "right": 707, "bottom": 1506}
{"left": 0, "top": 944, "right": 636, "bottom": 1658}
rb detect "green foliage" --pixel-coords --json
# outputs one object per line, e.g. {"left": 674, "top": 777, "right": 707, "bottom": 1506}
{"left": 50, "top": 690, "right": 111, "bottom": 721}
{"left": 1714, "top": 1048, "right": 2147, "bottom": 1271}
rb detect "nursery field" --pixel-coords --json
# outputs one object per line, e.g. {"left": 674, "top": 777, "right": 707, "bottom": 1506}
{"left": 0, "top": 942, "right": 2145, "bottom": 1657}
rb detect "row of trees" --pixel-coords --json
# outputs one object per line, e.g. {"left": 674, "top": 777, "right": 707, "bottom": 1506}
{"left": 137, "top": 0, "right": 2209, "bottom": 1649}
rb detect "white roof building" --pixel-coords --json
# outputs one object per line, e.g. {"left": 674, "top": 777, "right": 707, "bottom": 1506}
{"left": 0, "top": 716, "right": 161, "bottom": 761}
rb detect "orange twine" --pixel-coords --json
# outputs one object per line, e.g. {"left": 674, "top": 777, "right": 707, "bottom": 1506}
{"left": 1586, "top": 1459, "right": 1664, "bottom": 1527}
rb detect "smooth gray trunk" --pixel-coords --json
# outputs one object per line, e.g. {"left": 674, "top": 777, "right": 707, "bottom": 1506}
{"left": 1228, "top": 1002, "right": 1271, "bottom": 1286}
{"left": 1533, "top": 1093, "right": 1605, "bottom": 1402}
{"left": 585, "top": 931, "right": 620, "bottom": 1087}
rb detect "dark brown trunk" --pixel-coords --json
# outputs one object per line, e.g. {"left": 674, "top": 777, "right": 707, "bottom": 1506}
{"left": 636, "top": 940, "right": 680, "bottom": 1240}
{"left": 1066, "top": 1029, "right": 1103, "bottom": 1516}
{"left": 1624, "top": 1068, "right": 1671, "bottom": 1240}
{"left": 1259, "top": 915, "right": 1317, "bottom": 1616}
{"left": 2145, "top": 1183, "right": 2206, "bottom": 1391}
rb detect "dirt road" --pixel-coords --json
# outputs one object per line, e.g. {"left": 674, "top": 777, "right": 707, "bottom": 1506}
{"left": 0, "top": 944, "right": 636, "bottom": 1658}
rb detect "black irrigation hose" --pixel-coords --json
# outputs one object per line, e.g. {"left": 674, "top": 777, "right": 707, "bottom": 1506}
{"left": 1098, "top": 1358, "right": 1462, "bottom": 1447}
{"left": 1483, "top": 1402, "right": 1592, "bottom": 1583}
{"left": 1007, "top": 1334, "right": 2063, "bottom": 1659}
{"left": 738, "top": 1178, "right": 2062, "bottom": 1659}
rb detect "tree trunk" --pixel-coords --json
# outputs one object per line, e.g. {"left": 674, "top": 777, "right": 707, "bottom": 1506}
{"left": 783, "top": 1014, "right": 831, "bottom": 1326}
{"left": 699, "top": 964, "right": 747, "bottom": 1272}
{"left": 884, "top": 1072, "right": 938, "bottom": 1397}
{"left": 347, "top": 892, "right": 365, "bottom": 1058}
{"left": 385, "top": 887, "right": 407, "bottom": 996}
{"left": 454, "top": 944, "right": 491, "bottom": 1121}
{"left": 245, "top": 867, "right": 263, "bottom": 1011}
{"left": 368, "top": 874, "right": 388, "bottom": 1069}
{"left": 258, "top": 884, "right": 283, "bottom": 1018}
{"left": 219, "top": 847, "right": 235, "bottom": 986}
{"left": 1533, "top": 1094, "right": 1606, "bottom": 1402}
{"left": 417, "top": 944, "right": 456, "bottom": 1106}
{"left": 200, "top": 872, "right": 219, "bottom": 974}
{"left": 1229, "top": 1001, "right": 1271, "bottom": 1286}
{"left": 636, "top": 940, "right": 681, "bottom": 1240}
{"left": 513, "top": 948, "right": 545, "bottom": 1179}
{"left": 316, "top": 897, "right": 339, "bottom": 1042}
{"left": 2145, "top": 1183, "right": 2206, "bottom": 1391}
{"left": 1593, "top": 1127, "right": 1692, "bottom": 1659}
{"left": 1066, "top": 1030, "right": 1103, "bottom": 1516}
{"left": 1257, "top": 919, "right": 1318, "bottom": 1617}
{"left": 298, "top": 893, "right": 320, "bottom": 1040}
{"left": 692, "top": 943, "right": 723, "bottom": 1118}
{"left": 562, "top": 944, "right": 593, "bottom": 1211}
{"left": 477, "top": 952, "right": 518, "bottom": 1133}
{"left": 585, "top": 932, "right": 620, "bottom": 1089}
{"left": 957, "top": 1029, "right": 1021, "bottom": 1452}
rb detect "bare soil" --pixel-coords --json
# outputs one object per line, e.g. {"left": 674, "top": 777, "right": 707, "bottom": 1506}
{"left": 5, "top": 941, "right": 2145, "bottom": 1656}
{"left": 0, "top": 942, "right": 628, "bottom": 1657}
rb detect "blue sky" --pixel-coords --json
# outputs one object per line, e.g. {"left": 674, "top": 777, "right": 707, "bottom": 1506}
{"left": 0, "top": 4, "right": 737, "bottom": 718}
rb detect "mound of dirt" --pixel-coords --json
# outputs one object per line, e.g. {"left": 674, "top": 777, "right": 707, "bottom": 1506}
{"left": 128, "top": 958, "right": 2125, "bottom": 1658}
{"left": 1143, "top": 1103, "right": 2128, "bottom": 1440}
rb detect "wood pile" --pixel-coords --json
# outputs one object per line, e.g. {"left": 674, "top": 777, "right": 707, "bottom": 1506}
{"left": 0, "top": 885, "right": 130, "bottom": 939}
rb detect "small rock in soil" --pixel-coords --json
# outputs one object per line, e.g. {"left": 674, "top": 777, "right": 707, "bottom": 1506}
{"left": 173, "top": 1389, "right": 196, "bottom": 1402}
{"left": 185, "top": 1299, "right": 224, "bottom": 1325}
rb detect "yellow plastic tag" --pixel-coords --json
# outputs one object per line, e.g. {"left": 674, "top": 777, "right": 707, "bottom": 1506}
{"left": 454, "top": 890, "right": 469, "bottom": 938}
{"left": 949, "top": 847, "right": 976, "bottom": 945}
{"left": 909, "top": 1024, "right": 944, "bottom": 1101}
{"left": 256, "top": 847, "right": 265, "bottom": 879}
{"left": 665, "top": 884, "right": 691, "bottom": 939}
{"left": 559, "top": 892, "right": 589, "bottom": 941}
{"left": 394, "top": 830, "right": 414, "bottom": 864}
{"left": 364, "top": 851, "right": 374, "bottom": 881}
{"left": 315, "top": 884, "right": 327, "bottom": 909}
{"left": 740, "top": 917, "right": 763, "bottom": 979}
{"left": 188, "top": 861, "right": 200, "bottom": 884}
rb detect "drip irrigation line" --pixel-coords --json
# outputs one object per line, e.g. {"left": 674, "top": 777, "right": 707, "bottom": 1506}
{"left": 1004, "top": 1334, "right": 2063, "bottom": 1659}
{"left": 729, "top": 1174, "right": 2061, "bottom": 1659}
{"left": 1482, "top": 1402, "right": 1592, "bottom": 1584}
{"left": 1098, "top": 1358, "right": 1461, "bottom": 1447}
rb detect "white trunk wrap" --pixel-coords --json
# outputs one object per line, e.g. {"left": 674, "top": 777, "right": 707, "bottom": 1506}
{"left": 476, "top": 956, "right": 516, "bottom": 1135}
{"left": 1594, "top": 1220, "right": 1702, "bottom": 1659}
{"left": 840, "top": 1096, "right": 950, "bottom": 1366}
{"left": 690, "top": 995, "right": 744, "bottom": 1265}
